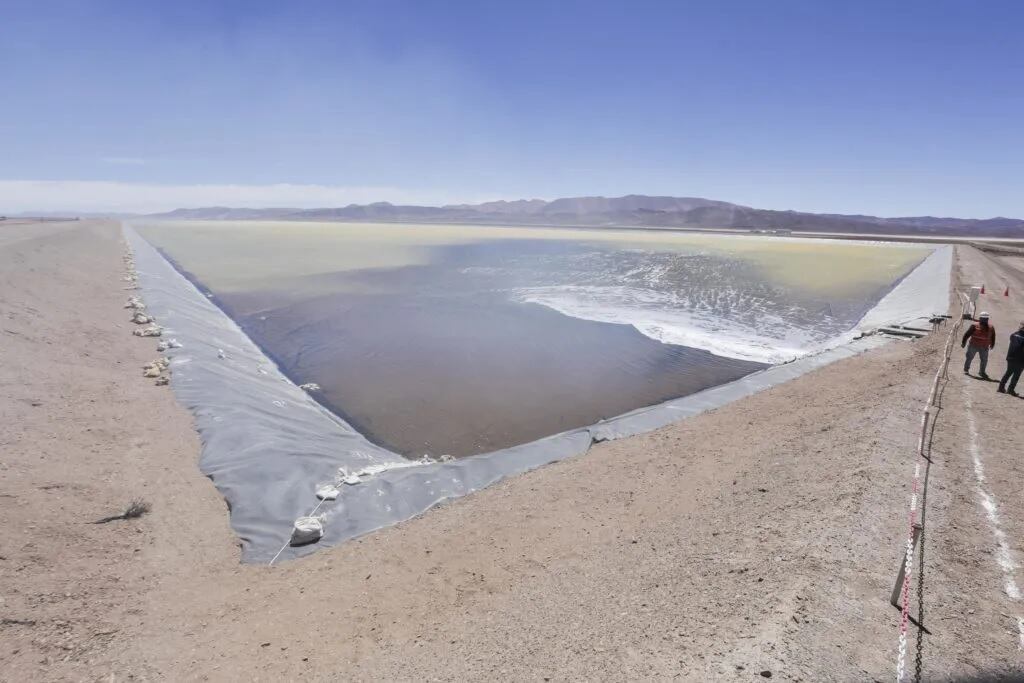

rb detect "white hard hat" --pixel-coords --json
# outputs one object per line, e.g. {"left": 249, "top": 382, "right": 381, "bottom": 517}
{"left": 979, "top": 311, "right": 990, "bottom": 318}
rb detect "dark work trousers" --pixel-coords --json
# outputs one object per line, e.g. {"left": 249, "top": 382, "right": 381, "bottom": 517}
{"left": 999, "top": 361, "right": 1024, "bottom": 393}
{"left": 964, "top": 345, "right": 990, "bottom": 375}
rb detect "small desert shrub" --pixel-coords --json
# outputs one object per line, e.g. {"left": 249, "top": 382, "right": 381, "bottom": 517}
{"left": 123, "top": 498, "right": 151, "bottom": 519}
{"left": 94, "top": 498, "right": 152, "bottom": 524}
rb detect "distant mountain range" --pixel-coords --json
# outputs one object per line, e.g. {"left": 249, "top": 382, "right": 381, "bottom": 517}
{"left": 149, "top": 194, "right": 1024, "bottom": 238}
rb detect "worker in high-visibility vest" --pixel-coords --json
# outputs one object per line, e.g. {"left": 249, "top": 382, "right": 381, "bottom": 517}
{"left": 962, "top": 312, "right": 996, "bottom": 378}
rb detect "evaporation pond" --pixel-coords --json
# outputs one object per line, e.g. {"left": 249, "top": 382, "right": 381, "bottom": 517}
{"left": 136, "top": 221, "right": 930, "bottom": 457}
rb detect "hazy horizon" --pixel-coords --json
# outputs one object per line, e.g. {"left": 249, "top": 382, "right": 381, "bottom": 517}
{"left": 5, "top": 187, "right": 1023, "bottom": 222}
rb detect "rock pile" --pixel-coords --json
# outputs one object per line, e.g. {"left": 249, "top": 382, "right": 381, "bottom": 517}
{"left": 123, "top": 241, "right": 175, "bottom": 386}
{"left": 132, "top": 325, "right": 163, "bottom": 338}
{"left": 142, "top": 357, "right": 170, "bottom": 378}
{"left": 122, "top": 251, "right": 139, "bottom": 290}
{"left": 156, "top": 339, "right": 182, "bottom": 352}
{"left": 124, "top": 296, "right": 145, "bottom": 310}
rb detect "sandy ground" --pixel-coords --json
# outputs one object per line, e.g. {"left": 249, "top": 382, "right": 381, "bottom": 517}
{"left": 1, "top": 221, "right": 1023, "bottom": 681}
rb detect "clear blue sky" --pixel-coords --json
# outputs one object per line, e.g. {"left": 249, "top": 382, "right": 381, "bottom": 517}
{"left": 2, "top": 0, "right": 1022, "bottom": 216}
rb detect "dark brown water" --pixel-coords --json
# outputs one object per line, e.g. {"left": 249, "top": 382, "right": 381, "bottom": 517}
{"left": 220, "top": 282, "right": 764, "bottom": 457}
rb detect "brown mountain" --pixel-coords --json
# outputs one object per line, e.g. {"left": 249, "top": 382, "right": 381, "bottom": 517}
{"left": 148, "top": 195, "right": 1024, "bottom": 238}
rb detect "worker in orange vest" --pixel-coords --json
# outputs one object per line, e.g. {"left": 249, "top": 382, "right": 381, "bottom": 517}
{"left": 962, "top": 312, "right": 996, "bottom": 378}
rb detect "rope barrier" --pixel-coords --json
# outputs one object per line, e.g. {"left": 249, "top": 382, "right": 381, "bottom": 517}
{"left": 895, "top": 295, "right": 967, "bottom": 682}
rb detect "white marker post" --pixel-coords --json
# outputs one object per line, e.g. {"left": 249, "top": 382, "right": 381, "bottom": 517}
{"left": 967, "top": 286, "right": 982, "bottom": 319}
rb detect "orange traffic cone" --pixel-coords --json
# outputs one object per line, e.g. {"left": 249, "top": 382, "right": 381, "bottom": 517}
{"left": 981, "top": 284, "right": 986, "bottom": 294}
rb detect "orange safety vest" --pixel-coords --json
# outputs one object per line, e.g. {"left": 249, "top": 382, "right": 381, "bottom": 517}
{"left": 970, "top": 323, "right": 994, "bottom": 347}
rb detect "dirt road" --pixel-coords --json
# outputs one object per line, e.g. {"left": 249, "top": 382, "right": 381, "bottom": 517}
{"left": 914, "top": 247, "right": 1024, "bottom": 678}
{"left": 1, "top": 222, "right": 1021, "bottom": 680}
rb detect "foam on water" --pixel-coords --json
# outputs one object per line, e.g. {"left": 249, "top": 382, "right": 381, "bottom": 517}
{"left": 510, "top": 245, "right": 950, "bottom": 365}
{"left": 491, "top": 251, "right": 856, "bottom": 365}
{"left": 513, "top": 285, "right": 813, "bottom": 364}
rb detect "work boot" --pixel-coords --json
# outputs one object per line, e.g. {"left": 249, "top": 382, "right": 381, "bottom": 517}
{"left": 1011, "top": 390, "right": 1020, "bottom": 397}
{"left": 997, "top": 386, "right": 1006, "bottom": 393}
{"left": 980, "top": 372, "right": 991, "bottom": 380}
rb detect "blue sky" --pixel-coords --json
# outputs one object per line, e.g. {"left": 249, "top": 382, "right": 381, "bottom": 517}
{"left": 1, "top": 0, "right": 1022, "bottom": 216}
